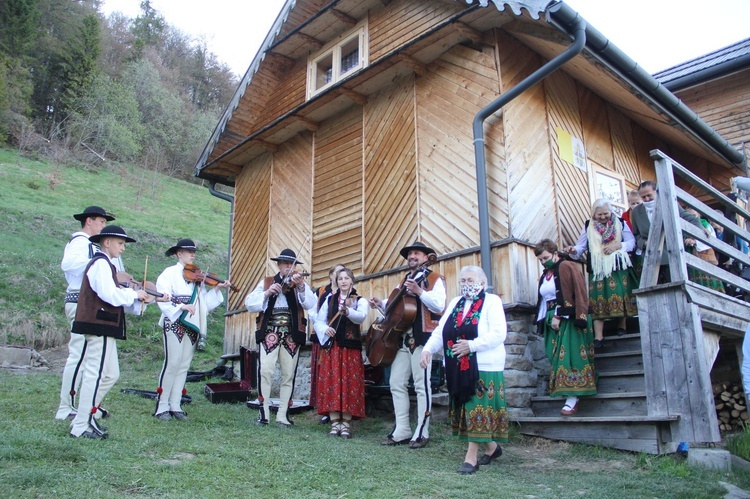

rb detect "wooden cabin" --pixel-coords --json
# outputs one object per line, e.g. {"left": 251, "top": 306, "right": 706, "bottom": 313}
{"left": 195, "top": 0, "right": 749, "bottom": 453}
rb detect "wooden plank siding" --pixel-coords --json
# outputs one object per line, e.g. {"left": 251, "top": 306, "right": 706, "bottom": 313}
{"left": 267, "top": 133, "right": 314, "bottom": 275}
{"left": 416, "top": 44, "right": 509, "bottom": 254}
{"left": 675, "top": 68, "right": 750, "bottom": 155}
{"left": 227, "top": 153, "right": 272, "bottom": 310}
{"left": 363, "top": 74, "right": 418, "bottom": 273}
{"left": 368, "top": 0, "right": 465, "bottom": 63}
{"left": 312, "top": 105, "right": 364, "bottom": 282}
{"left": 498, "top": 30, "right": 558, "bottom": 244}
{"left": 259, "top": 61, "right": 308, "bottom": 132}
{"left": 578, "top": 86, "right": 614, "bottom": 172}
{"left": 544, "top": 70, "right": 590, "bottom": 246}
{"left": 608, "top": 107, "right": 641, "bottom": 187}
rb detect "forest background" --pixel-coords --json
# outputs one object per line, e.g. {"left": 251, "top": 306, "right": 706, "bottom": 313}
{"left": 0, "top": 0, "right": 237, "bottom": 180}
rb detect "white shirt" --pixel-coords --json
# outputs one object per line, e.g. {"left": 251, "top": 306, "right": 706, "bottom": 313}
{"left": 313, "top": 295, "right": 369, "bottom": 345}
{"left": 244, "top": 278, "right": 317, "bottom": 313}
{"left": 62, "top": 231, "right": 124, "bottom": 292}
{"left": 156, "top": 262, "right": 224, "bottom": 322}
{"left": 423, "top": 293, "right": 507, "bottom": 372}
{"left": 382, "top": 273, "right": 447, "bottom": 315}
{"left": 85, "top": 253, "right": 143, "bottom": 315}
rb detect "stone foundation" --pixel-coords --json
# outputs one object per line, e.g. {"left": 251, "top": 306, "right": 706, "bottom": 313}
{"left": 503, "top": 310, "right": 548, "bottom": 417}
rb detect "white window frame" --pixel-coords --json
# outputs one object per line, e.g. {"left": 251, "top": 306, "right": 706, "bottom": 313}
{"left": 307, "top": 21, "right": 368, "bottom": 100}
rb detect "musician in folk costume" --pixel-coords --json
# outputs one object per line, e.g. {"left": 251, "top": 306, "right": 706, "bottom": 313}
{"left": 369, "top": 241, "right": 446, "bottom": 449}
{"left": 314, "top": 267, "right": 368, "bottom": 438}
{"left": 56, "top": 206, "right": 123, "bottom": 421}
{"left": 154, "top": 239, "right": 230, "bottom": 422}
{"left": 310, "top": 263, "right": 345, "bottom": 424}
{"left": 245, "top": 249, "right": 316, "bottom": 427}
{"left": 70, "top": 226, "right": 163, "bottom": 438}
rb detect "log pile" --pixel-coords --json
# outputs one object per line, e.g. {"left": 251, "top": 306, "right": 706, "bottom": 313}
{"left": 714, "top": 382, "right": 749, "bottom": 432}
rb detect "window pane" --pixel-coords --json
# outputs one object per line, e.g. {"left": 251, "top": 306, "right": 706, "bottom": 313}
{"left": 316, "top": 53, "right": 333, "bottom": 89}
{"left": 339, "top": 36, "right": 360, "bottom": 76}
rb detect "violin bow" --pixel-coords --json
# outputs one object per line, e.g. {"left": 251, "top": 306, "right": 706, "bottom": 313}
{"left": 324, "top": 289, "right": 352, "bottom": 349}
{"left": 140, "top": 256, "right": 149, "bottom": 316}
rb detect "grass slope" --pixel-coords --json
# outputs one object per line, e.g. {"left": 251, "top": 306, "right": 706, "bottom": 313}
{"left": 0, "top": 148, "right": 749, "bottom": 497}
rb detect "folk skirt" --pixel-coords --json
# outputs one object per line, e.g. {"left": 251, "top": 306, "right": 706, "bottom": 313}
{"left": 316, "top": 342, "right": 365, "bottom": 419}
{"left": 450, "top": 371, "right": 509, "bottom": 443}
{"left": 589, "top": 268, "right": 639, "bottom": 320}
{"left": 541, "top": 302, "right": 597, "bottom": 397}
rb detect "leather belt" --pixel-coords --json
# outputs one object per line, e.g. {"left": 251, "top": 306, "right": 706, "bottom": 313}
{"left": 172, "top": 295, "right": 192, "bottom": 304}
{"left": 268, "top": 309, "right": 292, "bottom": 327}
{"left": 65, "top": 292, "right": 79, "bottom": 304}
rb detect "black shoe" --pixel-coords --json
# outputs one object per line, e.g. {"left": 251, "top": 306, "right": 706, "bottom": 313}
{"left": 380, "top": 435, "right": 410, "bottom": 446}
{"left": 171, "top": 411, "right": 189, "bottom": 421}
{"left": 256, "top": 417, "right": 269, "bottom": 426}
{"left": 155, "top": 412, "right": 172, "bottom": 421}
{"left": 408, "top": 437, "right": 429, "bottom": 449}
{"left": 594, "top": 339, "right": 604, "bottom": 349}
{"left": 457, "top": 462, "right": 479, "bottom": 475}
{"left": 616, "top": 328, "right": 627, "bottom": 337}
{"left": 319, "top": 415, "right": 330, "bottom": 424}
{"left": 477, "top": 445, "right": 503, "bottom": 465}
{"left": 97, "top": 407, "right": 111, "bottom": 418}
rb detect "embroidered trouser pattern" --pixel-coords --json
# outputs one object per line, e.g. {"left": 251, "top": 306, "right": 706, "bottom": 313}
{"left": 155, "top": 319, "right": 196, "bottom": 415}
{"left": 258, "top": 325, "right": 300, "bottom": 423}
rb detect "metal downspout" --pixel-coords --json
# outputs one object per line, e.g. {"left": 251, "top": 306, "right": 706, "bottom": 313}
{"left": 472, "top": 12, "right": 586, "bottom": 289}
{"left": 209, "top": 181, "right": 235, "bottom": 314}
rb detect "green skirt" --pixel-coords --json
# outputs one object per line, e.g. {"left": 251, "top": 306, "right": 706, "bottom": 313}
{"left": 687, "top": 248, "right": 726, "bottom": 293}
{"left": 449, "top": 371, "right": 509, "bottom": 443}
{"left": 542, "top": 305, "right": 597, "bottom": 397}
{"left": 589, "top": 268, "right": 638, "bottom": 320}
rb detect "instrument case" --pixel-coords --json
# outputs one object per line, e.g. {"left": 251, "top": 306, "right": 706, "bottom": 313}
{"left": 204, "top": 346, "right": 256, "bottom": 403}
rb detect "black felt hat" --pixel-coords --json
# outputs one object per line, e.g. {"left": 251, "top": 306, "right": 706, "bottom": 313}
{"left": 270, "top": 248, "right": 302, "bottom": 264}
{"left": 73, "top": 205, "right": 115, "bottom": 222}
{"left": 165, "top": 238, "right": 198, "bottom": 257}
{"left": 399, "top": 241, "right": 436, "bottom": 259}
{"left": 89, "top": 225, "right": 136, "bottom": 244}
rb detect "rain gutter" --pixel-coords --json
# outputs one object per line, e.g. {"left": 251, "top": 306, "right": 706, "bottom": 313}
{"left": 208, "top": 181, "right": 234, "bottom": 315}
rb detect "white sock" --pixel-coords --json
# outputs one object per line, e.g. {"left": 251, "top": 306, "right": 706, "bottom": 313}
{"left": 565, "top": 396, "right": 579, "bottom": 408}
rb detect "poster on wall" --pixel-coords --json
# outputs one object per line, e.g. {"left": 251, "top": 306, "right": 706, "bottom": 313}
{"left": 592, "top": 167, "right": 627, "bottom": 216}
{"left": 556, "top": 128, "right": 587, "bottom": 172}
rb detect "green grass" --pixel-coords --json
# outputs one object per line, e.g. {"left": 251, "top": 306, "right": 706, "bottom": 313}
{"left": 1, "top": 147, "right": 750, "bottom": 497}
{"left": 727, "top": 424, "right": 750, "bottom": 461}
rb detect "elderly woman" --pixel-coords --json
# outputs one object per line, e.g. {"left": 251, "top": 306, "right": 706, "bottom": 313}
{"left": 534, "top": 239, "right": 596, "bottom": 416}
{"left": 420, "top": 266, "right": 508, "bottom": 475}
{"left": 314, "top": 267, "right": 368, "bottom": 439}
{"left": 564, "top": 198, "right": 638, "bottom": 348}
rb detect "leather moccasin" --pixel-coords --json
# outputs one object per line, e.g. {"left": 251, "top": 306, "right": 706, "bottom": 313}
{"left": 171, "top": 411, "right": 189, "bottom": 421}
{"left": 477, "top": 445, "right": 503, "bottom": 465}
{"left": 457, "top": 462, "right": 479, "bottom": 475}
{"left": 380, "top": 435, "right": 410, "bottom": 446}
{"left": 408, "top": 437, "right": 429, "bottom": 449}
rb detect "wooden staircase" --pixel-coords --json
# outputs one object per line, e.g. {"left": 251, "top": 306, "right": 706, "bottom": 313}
{"left": 515, "top": 150, "right": 750, "bottom": 454}
{"left": 515, "top": 328, "right": 680, "bottom": 454}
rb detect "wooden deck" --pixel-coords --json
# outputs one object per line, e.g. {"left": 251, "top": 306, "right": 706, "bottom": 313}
{"left": 516, "top": 150, "right": 750, "bottom": 454}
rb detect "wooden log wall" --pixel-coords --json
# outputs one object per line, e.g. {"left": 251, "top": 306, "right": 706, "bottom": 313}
{"left": 368, "top": 0, "right": 465, "bottom": 63}
{"left": 416, "top": 43, "right": 509, "bottom": 252}
{"left": 312, "top": 105, "right": 364, "bottom": 283}
{"left": 363, "top": 74, "right": 418, "bottom": 274}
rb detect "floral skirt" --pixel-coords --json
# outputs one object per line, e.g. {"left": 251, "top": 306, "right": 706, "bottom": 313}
{"left": 542, "top": 304, "right": 597, "bottom": 397}
{"left": 589, "top": 268, "right": 638, "bottom": 320}
{"left": 316, "top": 342, "right": 365, "bottom": 419}
{"left": 687, "top": 247, "right": 726, "bottom": 293}
{"left": 450, "top": 371, "right": 509, "bottom": 443}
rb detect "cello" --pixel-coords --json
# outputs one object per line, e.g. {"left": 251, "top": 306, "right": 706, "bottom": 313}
{"left": 365, "top": 253, "right": 437, "bottom": 367}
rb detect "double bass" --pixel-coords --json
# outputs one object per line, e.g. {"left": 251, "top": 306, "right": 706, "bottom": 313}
{"left": 365, "top": 253, "right": 437, "bottom": 367}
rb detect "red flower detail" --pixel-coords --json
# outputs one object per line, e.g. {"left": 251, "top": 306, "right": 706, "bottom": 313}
{"left": 471, "top": 318, "right": 478, "bottom": 325}
{"left": 182, "top": 388, "right": 188, "bottom": 396}
{"left": 156, "top": 387, "right": 163, "bottom": 394}
{"left": 90, "top": 407, "right": 98, "bottom": 415}
{"left": 459, "top": 356, "right": 470, "bottom": 370}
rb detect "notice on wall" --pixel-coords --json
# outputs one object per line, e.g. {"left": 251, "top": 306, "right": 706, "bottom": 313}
{"left": 556, "top": 128, "right": 587, "bottom": 172}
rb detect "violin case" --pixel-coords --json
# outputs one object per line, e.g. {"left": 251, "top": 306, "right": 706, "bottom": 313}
{"left": 204, "top": 346, "right": 256, "bottom": 403}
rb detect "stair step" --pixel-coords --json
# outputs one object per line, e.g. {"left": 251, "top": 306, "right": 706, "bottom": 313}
{"left": 595, "top": 369, "right": 645, "bottom": 392}
{"left": 595, "top": 349, "right": 644, "bottom": 372}
{"left": 529, "top": 392, "right": 647, "bottom": 417}
{"left": 514, "top": 414, "right": 679, "bottom": 454}
{"left": 597, "top": 333, "right": 642, "bottom": 353}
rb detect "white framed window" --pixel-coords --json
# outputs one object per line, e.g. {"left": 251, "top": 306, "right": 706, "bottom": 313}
{"left": 589, "top": 163, "right": 627, "bottom": 216}
{"left": 307, "top": 22, "right": 368, "bottom": 99}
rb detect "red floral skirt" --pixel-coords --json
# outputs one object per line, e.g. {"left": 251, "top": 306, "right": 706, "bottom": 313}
{"left": 316, "top": 342, "right": 365, "bottom": 419}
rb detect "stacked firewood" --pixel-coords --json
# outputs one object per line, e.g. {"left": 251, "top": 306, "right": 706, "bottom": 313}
{"left": 714, "top": 382, "right": 749, "bottom": 432}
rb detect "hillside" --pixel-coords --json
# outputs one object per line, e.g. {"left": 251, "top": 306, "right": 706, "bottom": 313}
{"left": 0, "top": 147, "right": 232, "bottom": 350}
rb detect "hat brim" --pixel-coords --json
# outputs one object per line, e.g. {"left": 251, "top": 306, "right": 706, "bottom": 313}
{"left": 271, "top": 256, "right": 303, "bottom": 264}
{"left": 90, "top": 233, "right": 136, "bottom": 244}
{"left": 400, "top": 245, "right": 436, "bottom": 259}
{"left": 73, "top": 213, "right": 115, "bottom": 222}
{"left": 165, "top": 246, "right": 198, "bottom": 257}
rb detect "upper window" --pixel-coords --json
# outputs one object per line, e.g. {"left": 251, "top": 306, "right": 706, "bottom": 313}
{"left": 308, "top": 23, "right": 368, "bottom": 99}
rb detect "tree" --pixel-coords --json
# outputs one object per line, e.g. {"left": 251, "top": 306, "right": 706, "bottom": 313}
{"left": 0, "top": 0, "right": 40, "bottom": 58}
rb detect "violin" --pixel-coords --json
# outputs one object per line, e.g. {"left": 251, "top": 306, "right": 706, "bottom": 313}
{"left": 117, "top": 271, "right": 165, "bottom": 299}
{"left": 280, "top": 270, "right": 310, "bottom": 294}
{"left": 182, "top": 263, "right": 239, "bottom": 292}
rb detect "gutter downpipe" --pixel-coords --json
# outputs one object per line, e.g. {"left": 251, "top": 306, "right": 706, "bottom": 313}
{"left": 209, "top": 181, "right": 235, "bottom": 315}
{"left": 472, "top": 8, "right": 586, "bottom": 290}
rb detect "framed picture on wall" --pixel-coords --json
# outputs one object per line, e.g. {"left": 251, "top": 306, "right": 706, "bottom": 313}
{"left": 591, "top": 166, "right": 627, "bottom": 216}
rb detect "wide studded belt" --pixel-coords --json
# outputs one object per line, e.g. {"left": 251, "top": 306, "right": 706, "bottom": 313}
{"left": 172, "top": 295, "right": 192, "bottom": 304}
{"left": 65, "top": 292, "right": 79, "bottom": 304}
{"left": 268, "top": 309, "right": 292, "bottom": 327}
